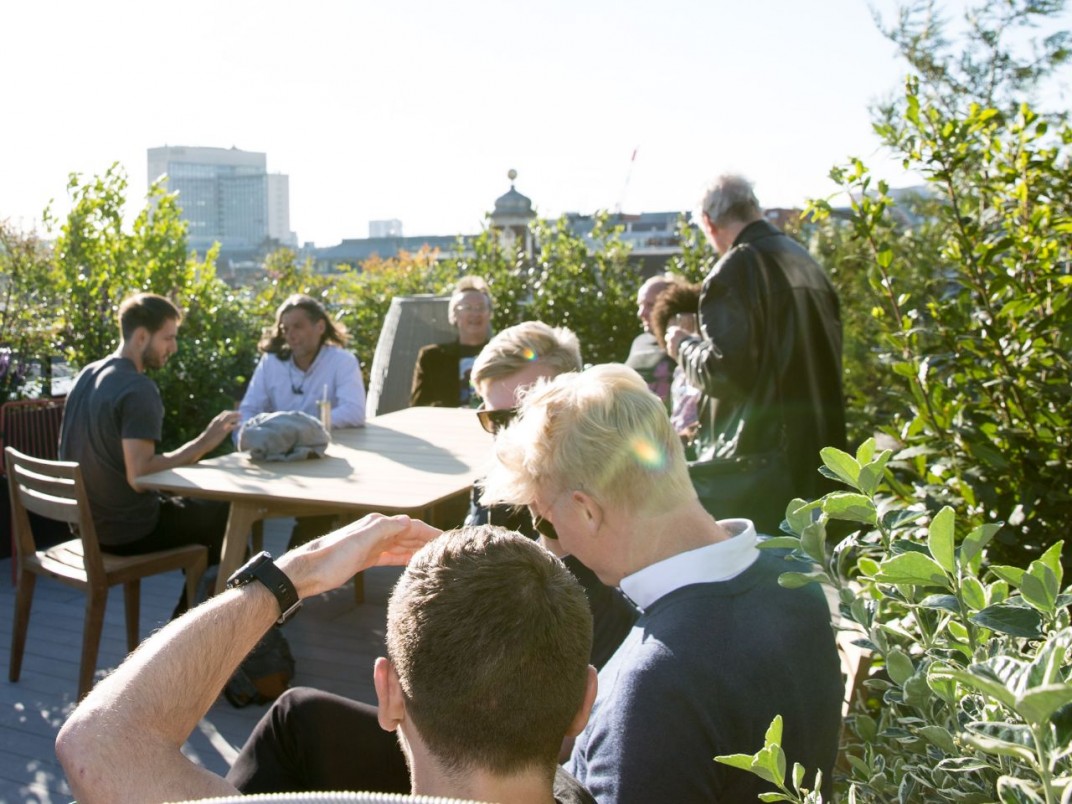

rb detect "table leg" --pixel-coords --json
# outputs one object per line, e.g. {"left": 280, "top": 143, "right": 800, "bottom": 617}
{"left": 214, "top": 501, "right": 262, "bottom": 595}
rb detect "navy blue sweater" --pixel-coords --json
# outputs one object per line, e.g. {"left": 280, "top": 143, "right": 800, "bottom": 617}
{"left": 568, "top": 551, "right": 842, "bottom": 803}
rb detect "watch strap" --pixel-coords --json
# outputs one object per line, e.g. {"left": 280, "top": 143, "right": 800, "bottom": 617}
{"left": 227, "top": 551, "right": 302, "bottom": 625}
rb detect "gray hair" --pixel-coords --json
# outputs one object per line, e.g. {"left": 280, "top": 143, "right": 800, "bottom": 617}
{"left": 698, "top": 174, "right": 762, "bottom": 226}
{"left": 448, "top": 275, "right": 494, "bottom": 327}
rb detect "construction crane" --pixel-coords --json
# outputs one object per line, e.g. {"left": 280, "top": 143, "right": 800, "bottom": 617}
{"left": 614, "top": 146, "right": 639, "bottom": 214}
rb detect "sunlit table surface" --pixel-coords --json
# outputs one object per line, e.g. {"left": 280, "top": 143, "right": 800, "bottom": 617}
{"left": 137, "top": 406, "right": 494, "bottom": 593}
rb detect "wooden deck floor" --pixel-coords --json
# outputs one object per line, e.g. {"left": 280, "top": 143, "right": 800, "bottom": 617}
{"left": 0, "top": 519, "right": 401, "bottom": 803}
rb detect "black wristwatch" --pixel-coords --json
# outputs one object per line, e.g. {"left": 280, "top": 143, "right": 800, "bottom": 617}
{"left": 226, "top": 551, "right": 302, "bottom": 624}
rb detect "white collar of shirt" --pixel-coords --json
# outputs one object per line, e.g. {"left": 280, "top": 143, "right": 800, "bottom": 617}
{"left": 619, "top": 519, "right": 760, "bottom": 611}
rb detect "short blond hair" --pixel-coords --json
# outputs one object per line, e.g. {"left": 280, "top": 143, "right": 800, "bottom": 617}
{"left": 471, "top": 321, "right": 581, "bottom": 394}
{"left": 481, "top": 364, "right": 694, "bottom": 514}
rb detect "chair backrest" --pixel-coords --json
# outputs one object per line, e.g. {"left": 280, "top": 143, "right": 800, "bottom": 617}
{"left": 0, "top": 397, "right": 67, "bottom": 476}
{"left": 366, "top": 295, "right": 453, "bottom": 418}
{"left": 4, "top": 446, "right": 106, "bottom": 577}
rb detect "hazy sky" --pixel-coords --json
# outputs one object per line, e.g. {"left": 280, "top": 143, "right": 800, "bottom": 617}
{"left": 2, "top": 1, "right": 1069, "bottom": 246}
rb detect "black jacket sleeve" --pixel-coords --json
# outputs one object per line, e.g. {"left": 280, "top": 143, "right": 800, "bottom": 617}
{"left": 677, "top": 245, "right": 764, "bottom": 401}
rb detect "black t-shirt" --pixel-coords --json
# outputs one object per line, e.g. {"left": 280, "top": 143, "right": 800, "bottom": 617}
{"left": 554, "top": 765, "right": 596, "bottom": 804}
{"left": 410, "top": 341, "right": 487, "bottom": 408}
{"left": 58, "top": 355, "right": 163, "bottom": 544}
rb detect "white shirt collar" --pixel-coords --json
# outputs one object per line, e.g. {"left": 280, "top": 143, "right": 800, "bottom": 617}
{"left": 619, "top": 519, "right": 760, "bottom": 611}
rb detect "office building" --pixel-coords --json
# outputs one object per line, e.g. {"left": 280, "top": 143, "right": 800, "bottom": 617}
{"left": 147, "top": 145, "right": 294, "bottom": 253}
{"left": 267, "top": 174, "right": 297, "bottom": 247}
{"left": 369, "top": 219, "right": 403, "bottom": 238}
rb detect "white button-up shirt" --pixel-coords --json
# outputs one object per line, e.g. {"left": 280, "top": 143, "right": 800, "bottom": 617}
{"left": 619, "top": 519, "right": 759, "bottom": 611}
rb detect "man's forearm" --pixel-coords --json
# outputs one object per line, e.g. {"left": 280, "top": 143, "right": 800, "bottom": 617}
{"left": 57, "top": 515, "right": 441, "bottom": 804}
{"left": 159, "top": 429, "right": 218, "bottom": 466}
{"left": 331, "top": 372, "right": 367, "bottom": 428}
{"left": 56, "top": 584, "right": 279, "bottom": 804}
{"left": 126, "top": 436, "right": 211, "bottom": 490}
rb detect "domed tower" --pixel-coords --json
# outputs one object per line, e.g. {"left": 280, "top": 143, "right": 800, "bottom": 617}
{"left": 489, "top": 169, "right": 536, "bottom": 257}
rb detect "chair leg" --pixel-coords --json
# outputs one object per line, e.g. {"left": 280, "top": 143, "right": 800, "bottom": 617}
{"left": 8, "top": 512, "right": 17, "bottom": 586}
{"left": 78, "top": 590, "right": 108, "bottom": 701}
{"left": 251, "top": 519, "right": 264, "bottom": 554}
{"left": 123, "top": 581, "right": 141, "bottom": 653}
{"left": 8, "top": 571, "right": 37, "bottom": 682}
{"left": 185, "top": 554, "right": 207, "bottom": 611}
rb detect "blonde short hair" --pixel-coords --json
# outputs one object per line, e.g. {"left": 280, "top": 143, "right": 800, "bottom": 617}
{"left": 471, "top": 321, "right": 581, "bottom": 394}
{"left": 448, "top": 275, "right": 494, "bottom": 327}
{"left": 481, "top": 364, "right": 695, "bottom": 514}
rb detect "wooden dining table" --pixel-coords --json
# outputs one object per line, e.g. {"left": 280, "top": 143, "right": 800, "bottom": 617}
{"left": 137, "top": 406, "right": 494, "bottom": 594}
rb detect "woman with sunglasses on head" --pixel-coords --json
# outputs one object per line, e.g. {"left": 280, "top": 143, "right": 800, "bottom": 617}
{"left": 410, "top": 276, "right": 494, "bottom": 408}
{"left": 468, "top": 321, "right": 638, "bottom": 671}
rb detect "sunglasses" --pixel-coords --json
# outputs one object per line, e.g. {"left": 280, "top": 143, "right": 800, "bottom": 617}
{"left": 475, "top": 406, "right": 518, "bottom": 435}
{"left": 528, "top": 506, "right": 559, "bottom": 540}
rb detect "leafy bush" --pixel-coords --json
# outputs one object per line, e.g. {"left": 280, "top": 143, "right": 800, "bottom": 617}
{"left": 0, "top": 222, "right": 61, "bottom": 398}
{"left": 809, "top": 83, "right": 1072, "bottom": 571}
{"left": 41, "top": 164, "right": 262, "bottom": 447}
{"left": 803, "top": 0, "right": 1072, "bottom": 572}
{"left": 723, "top": 441, "right": 1072, "bottom": 803}
{"left": 446, "top": 215, "right": 648, "bottom": 366}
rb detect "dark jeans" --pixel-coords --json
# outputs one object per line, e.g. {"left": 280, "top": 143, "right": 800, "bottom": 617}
{"left": 102, "top": 496, "right": 229, "bottom": 564}
{"left": 227, "top": 688, "right": 410, "bottom": 794}
{"left": 103, "top": 496, "right": 230, "bottom": 616}
{"left": 288, "top": 515, "right": 339, "bottom": 551}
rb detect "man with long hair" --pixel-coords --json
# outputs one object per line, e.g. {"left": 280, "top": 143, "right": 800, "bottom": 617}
{"left": 238, "top": 293, "right": 367, "bottom": 547}
{"left": 238, "top": 293, "right": 366, "bottom": 432}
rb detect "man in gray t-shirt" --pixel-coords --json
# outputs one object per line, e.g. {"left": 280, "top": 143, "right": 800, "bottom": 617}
{"left": 59, "top": 293, "right": 239, "bottom": 567}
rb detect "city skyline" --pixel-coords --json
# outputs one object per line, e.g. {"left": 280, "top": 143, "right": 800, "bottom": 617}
{"left": 3, "top": 0, "right": 1069, "bottom": 247}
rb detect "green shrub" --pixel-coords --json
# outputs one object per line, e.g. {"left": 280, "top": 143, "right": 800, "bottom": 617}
{"left": 723, "top": 441, "right": 1072, "bottom": 803}
{"left": 804, "top": 0, "right": 1072, "bottom": 570}
{"left": 0, "top": 222, "right": 60, "bottom": 399}
{"left": 809, "top": 81, "right": 1072, "bottom": 571}
{"left": 446, "top": 215, "right": 646, "bottom": 366}
{"left": 42, "top": 164, "right": 262, "bottom": 448}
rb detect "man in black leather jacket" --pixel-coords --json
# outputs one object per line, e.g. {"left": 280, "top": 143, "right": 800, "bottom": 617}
{"left": 667, "top": 174, "right": 846, "bottom": 520}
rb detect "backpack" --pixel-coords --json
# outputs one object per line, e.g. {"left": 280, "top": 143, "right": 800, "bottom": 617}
{"left": 222, "top": 624, "right": 296, "bottom": 707}
{"left": 195, "top": 566, "right": 297, "bottom": 708}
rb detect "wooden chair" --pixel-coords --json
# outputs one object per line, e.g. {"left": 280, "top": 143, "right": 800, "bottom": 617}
{"left": 0, "top": 397, "right": 68, "bottom": 581}
{"left": 6, "top": 447, "right": 208, "bottom": 700}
